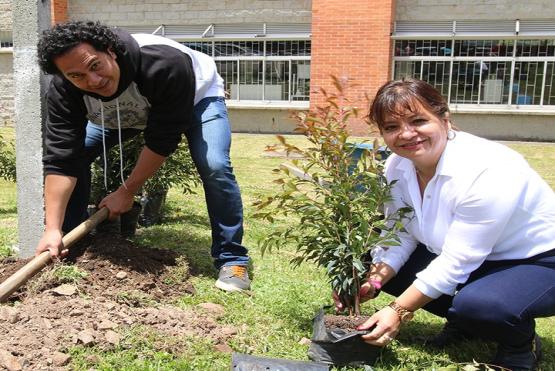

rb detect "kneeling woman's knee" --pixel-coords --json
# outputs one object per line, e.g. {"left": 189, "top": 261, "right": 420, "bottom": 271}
{"left": 451, "top": 290, "right": 517, "bottom": 324}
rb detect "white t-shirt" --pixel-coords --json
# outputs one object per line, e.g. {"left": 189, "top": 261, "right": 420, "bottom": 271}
{"left": 372, "top": 131, "right": 555, "bottom": 298}
{"left": 132, "top": 33, "right": 225, "bottom": 105}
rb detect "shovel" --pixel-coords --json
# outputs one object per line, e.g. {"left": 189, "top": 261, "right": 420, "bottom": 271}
{"left": 0, "top": 207, "right": 109, "bottom": 303}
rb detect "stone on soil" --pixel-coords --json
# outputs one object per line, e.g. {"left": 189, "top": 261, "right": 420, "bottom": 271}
{"left": 0, "top": 307, "right": 20, "bottom": 324}
{"left": 52, "top": 352, "right": 71, "bottom": 366}
{"left": 0, "top": 349, "right": 22, "bottom": 371}
{"left": 97, "top": 319, "right": 117, "bottom": 330}
{"left": 77, "top": 329, "right": 96, "bottom": 346}
{"left": 51, "top": 284, "right": 77, "bottom": 296}
{"left": 105, "top": 330, "right": 121, "bottom": 345}
{"left": 116, "top": 271, "right": 128, "bottom": 280}
{"left": 298, "top": 337, "right": 312, "bottom": 345}
{"left": 41, "top": 318, "right": 52, "bottom": 329}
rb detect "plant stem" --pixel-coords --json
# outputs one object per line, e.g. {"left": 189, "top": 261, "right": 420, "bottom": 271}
{"left": 353, "top": 265, "right": 361, "bottom": 316}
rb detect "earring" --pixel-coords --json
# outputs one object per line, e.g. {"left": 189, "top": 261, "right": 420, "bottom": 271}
{"left": 447, "top": 129, "right": 456, "bottom": 140}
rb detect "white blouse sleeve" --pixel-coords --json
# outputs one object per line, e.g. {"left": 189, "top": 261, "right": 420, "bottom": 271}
{"left": 415, "top": 166, "right": 527, "bottom": 298}
{"left": 371, "top": 203, "right": 419, "bottom": 273}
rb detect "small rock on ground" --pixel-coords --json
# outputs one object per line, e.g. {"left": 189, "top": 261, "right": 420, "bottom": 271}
{"left": 105, "top": 330, "right": 121, "bottom": 345}
{"left": 52, "top": 352, "right": 71, "bottom": 367}
{"left": 51, "top": 284, "right": 77, "bottom": 296}
{"left": 0, "top": 349, "right": 22, "bottom": 371}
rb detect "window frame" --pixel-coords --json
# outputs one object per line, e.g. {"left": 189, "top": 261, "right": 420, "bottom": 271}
{"left": 0, "top": 30, "right": 13, "bottom": 52}
{"left": 391, "top": 33, "right": 555, "bottom": 114}
{"left": 176, "top": 37, "right": 311, "bottom": 109}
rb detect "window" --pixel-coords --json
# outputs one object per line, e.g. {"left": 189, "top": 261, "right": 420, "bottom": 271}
{"left": 393, "top": 38, "right": 555, "bottom": 108}
{"left": 0, "top": 31, "right": 12, "bottom": 49}
{"left": 124, "top": 23, "right": 311, "bottom": 105}
{"left": 181, "top": 40, "right": 311, "bottom": 102}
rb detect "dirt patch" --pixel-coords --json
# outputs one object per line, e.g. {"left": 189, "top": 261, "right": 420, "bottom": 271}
{"left": 0, "top": 233, "right": 238, "bottom": 370}
{"left": 324, "top": 314, "right": 370, "bottom": 332}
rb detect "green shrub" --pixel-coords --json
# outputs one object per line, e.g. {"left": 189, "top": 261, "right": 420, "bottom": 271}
{"left": 254, "top": 78, "right": 411, "bottom": 315}
{"left": 90, "top": 134, "right": 199, "bottom": 205}
{"left": 0, "top": 133, "right": 16, "bottom": 183}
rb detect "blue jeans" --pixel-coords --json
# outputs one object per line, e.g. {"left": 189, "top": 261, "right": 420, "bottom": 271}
{"left": 63, "top": 96, "right": 249, "bottom": 269}
{"left": 383, "top": 243, "right": 555, "bottom": 349}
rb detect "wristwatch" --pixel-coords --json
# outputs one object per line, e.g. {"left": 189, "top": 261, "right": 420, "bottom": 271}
{"left": 387, "top": 301, "right": 414, "bottom": 323}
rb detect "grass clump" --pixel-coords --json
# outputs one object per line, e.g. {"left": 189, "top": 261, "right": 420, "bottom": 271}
{"left": 0, "top": 244, "right": 13, "bottom": 258}
{"left": 115, "top": 290, "right": 157, "bottom": 307}
{"left": 24, "top": 263, "right": 88, "bottom": 296}
{"left": 52, "top": 265, "right": 88, "bottom": 284}
{"left": 161, "top": 255, "right": 191, "bottom": 286}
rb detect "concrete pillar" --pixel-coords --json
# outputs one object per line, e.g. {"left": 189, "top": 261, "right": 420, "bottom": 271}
{"left": 12, "top": 0, "right": 51, "bottom": 257}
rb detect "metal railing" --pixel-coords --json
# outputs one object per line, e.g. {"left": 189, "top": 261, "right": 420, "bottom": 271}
{"left": 393, "top": 38, "right": 555, "bottom": 109}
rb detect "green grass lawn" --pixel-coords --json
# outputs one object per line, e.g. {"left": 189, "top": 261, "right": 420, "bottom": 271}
{"left": 1, "top": 133, "right": 554, "bottom": 370}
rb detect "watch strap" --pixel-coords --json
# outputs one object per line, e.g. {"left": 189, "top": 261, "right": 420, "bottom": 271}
{"left": 387, "top": 301, "right": 414, "bottom": 323}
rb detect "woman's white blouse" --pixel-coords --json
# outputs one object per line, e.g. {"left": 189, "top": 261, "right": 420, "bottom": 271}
{"left": 372, "top": 131, "right": 555, "bottom": 299}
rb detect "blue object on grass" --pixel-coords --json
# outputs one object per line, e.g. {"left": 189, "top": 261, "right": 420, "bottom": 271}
{"left": 348, "top": 142, "right": 390, "bottom": 164}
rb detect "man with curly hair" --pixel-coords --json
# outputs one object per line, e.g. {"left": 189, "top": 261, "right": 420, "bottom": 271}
{"left": 35, "top": 21, "right": 251, "bottom": 292}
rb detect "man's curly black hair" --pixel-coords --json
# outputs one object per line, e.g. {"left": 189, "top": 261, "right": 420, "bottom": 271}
{"left": 37, "top": 20, "right": 124, "bottom": 75}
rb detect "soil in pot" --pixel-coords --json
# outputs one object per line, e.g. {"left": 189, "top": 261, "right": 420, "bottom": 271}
{"left": 324, "top": 314, "right": 370, "bottom": 331}
{"left": 308, "top": 309, "right": 381, "bottom": 367}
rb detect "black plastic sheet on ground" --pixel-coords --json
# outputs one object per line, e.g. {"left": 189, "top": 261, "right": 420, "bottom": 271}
{"left": 231, "top": 353, "right": 329, "bottom": 371}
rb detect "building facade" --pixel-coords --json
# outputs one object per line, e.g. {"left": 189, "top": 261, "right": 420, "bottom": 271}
{"left": 0, "top": 0, "right": 13, "bottom": 127}
{"left": 2, "top": 0, "right": 555, "bottom": 140}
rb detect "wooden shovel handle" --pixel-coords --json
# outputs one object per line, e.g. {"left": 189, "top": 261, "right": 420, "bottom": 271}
{"left": 0, "top": 207, "right": 109, "bottom": 303}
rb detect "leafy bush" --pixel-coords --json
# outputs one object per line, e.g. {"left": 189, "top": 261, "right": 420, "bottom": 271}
{"left": 254, "top": 78, "right": 411, "bottom": 315}
{"left": 0, "top": 133, "right": 16, "bottom": 183}
{"left": 142, "top": 139, "right": 200, "bottom": 196}
{"left": 90, "top": 134, "right": 199, "bottom": 205}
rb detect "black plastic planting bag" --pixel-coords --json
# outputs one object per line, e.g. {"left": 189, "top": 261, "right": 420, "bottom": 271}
{"left": 139, "top": 191, "right": 167, "bottom": 227}
{"left": 307, "top": 309, "right": 381, "bottom": 367}
{"left": 231, "top": 353, "right": 329, "bottom": 371}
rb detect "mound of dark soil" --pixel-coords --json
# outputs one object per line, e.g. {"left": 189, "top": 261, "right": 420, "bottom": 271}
{"left": 0, "top": 233, "right": 238, "bottom": 370}
{"left": 1, "top": 233, "right": 195, "bottom": 303}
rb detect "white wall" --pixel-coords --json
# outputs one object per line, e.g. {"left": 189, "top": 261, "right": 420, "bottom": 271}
{"left": 228, "top": 108, "right": 298, "bottom": 133}
{"left": 0, "top": 53, "right": 13, "bottom": 127}
{"left": 0, "top": 0, "right": 12, "bottom": 29}
{"left": 453, "top": 113, "right": 555, "bottom": 141}
{"left": 0, "top": 0, "right": 13, "bottom": 127}
{"left": 68, "top": 0, "right": 312, "bottom": 25}
{"left": 396, "top": 0, "right": 555, "bottom": 20}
